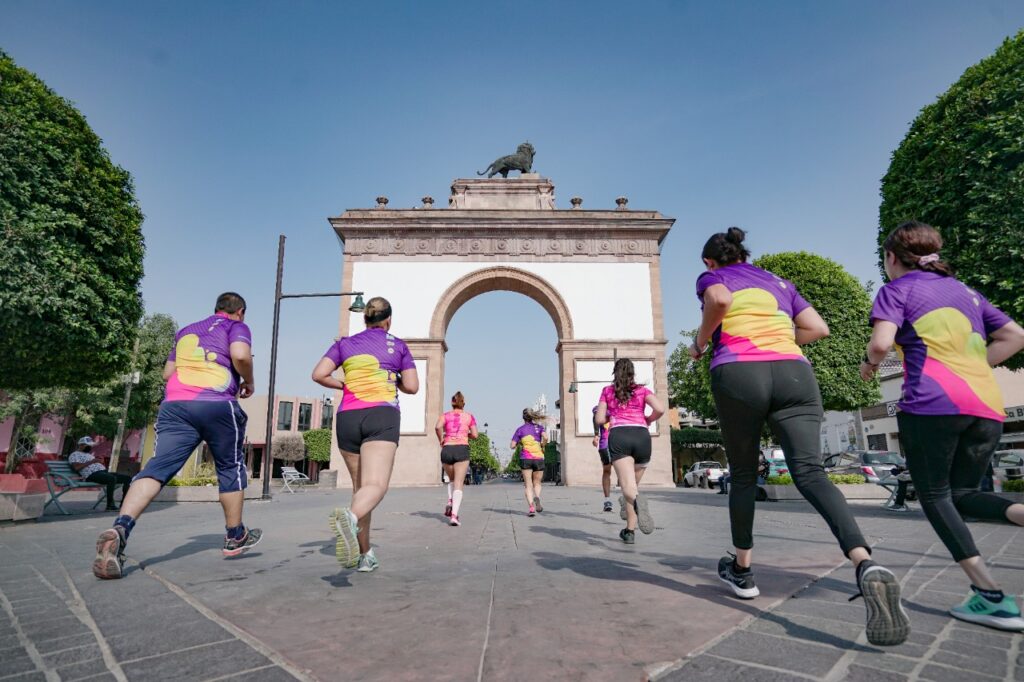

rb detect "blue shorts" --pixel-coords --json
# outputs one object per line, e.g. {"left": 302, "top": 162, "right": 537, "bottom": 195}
{"left": 136, "top": 401, "right": 248, "bottom": 493}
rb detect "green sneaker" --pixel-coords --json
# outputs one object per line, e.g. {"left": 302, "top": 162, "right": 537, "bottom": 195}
{"left": 329, "top": 507, "right": 360, "bottom": 568}
{"left": 356, "top": 548, "right": 380, "bottom": 573}
{"left": 950, "top": 590, "right": 1024, "bottom": 631}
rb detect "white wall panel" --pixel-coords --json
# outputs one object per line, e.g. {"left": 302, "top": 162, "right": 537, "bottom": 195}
{"left": 400, "top": 358, "right": 426, "bottom": 434}
{"left": 576, "top": 359, "right": 656, "bottom": 434}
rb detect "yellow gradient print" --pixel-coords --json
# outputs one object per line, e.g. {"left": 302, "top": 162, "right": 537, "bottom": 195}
{"left": 342, "top": 354, "right": 395, "bottom": 404}
{"left": 913, "top": 307, "right": 1003, "bottom": 417}
{"left": 722, "top": 288, "right": 802, "bottom": 356}
{"left": 175, "top": 334, "right": 231, "bottom": 391}
{"left": 520, "top": 435, "right": 544, "bottom": 459}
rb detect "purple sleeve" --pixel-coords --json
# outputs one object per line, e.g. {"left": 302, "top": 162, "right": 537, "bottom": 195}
{"left": 980, "top": 296, "right": 1012, "bottom": 336}
{"left": 397, "top": 340, "right": 416, "bottom": 371}
{"left": 871, "top": 284, "right": 906, "bottom": 327}
{"left": 696, "top": 271, "right": 725, "bottom": 302}
{"left": 789, "top": 282, "right": 811, "bottom": 318}
{"left": 167, "top": 332, "right": 181, "bottom": 362}
{"left": 511, "top": 426, "right": 522, "bottom": 445}
{"left": 228, "top": 321, "right": 252, "bottom": 346}
{"left": 323, "top": 339, "right": 344, "bottom": 366}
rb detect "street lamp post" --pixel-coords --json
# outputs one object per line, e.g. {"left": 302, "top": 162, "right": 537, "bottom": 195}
{"left": 261, "top": 234, "right": 365, "bottom": 500}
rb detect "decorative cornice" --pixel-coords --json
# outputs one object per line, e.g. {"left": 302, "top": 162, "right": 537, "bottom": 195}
{"left": 340, "top": 233, "right": 662, "bottom": 258}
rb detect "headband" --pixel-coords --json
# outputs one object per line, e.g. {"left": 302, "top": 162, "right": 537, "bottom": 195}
{"left": 365, "top": 306, "right": 392, "bottom": 324}
{"left": 918, "top": 254, "right": 940, "bottom": 265}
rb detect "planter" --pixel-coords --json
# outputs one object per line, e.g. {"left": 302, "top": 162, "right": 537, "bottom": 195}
{"left": 764, "top": 483, "right": 890, "bottom": 502}
{"left": 318, "top": 469, "right": 339, "bottom": 489}
{"left": 0, "top": 492, "right": 47, "bottom": 522}
{"left": 154, "top": 486, "right": 262, "bottom": 502}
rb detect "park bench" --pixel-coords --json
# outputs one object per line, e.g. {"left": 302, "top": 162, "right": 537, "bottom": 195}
{"left": 43, "top": 460, "right": 105, "bottom": 515}
{"left": 280, "top": 466, "right": 311, "bottom": 493}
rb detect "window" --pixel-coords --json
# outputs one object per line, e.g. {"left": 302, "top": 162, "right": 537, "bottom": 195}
{"left": 320, "top": 406, "right": 334, "bottom": 430}
{"left": 866, "top": 434, "right": 887, "bottom": 451}
{"left": 297, "top": 403, "right": 312, "bottom": 432}
{"left": 276, "top": 401, "right": 293, "bottom": 431}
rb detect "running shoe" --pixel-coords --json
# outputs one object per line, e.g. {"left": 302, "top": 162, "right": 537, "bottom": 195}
{"left": 92, "top": 527, "right": 126, "bottom": 580}
{"left": 718, "top": 554, "right": 759, "bottom": 599}
{"left": 886, "top": 505, "right": 910, "bottom": 513}
{"left": 852, "top": 561, "right": 911, "bottom": 646}
{"left": 950, "top": 590, "right": 1024, "bottom": 632}
{"left": 619, "top": 528, "right": 635, "bottom": 545}
{"left": 634, "top": 495, "right": 655, "bottom": 534}
{"left": 534, "top": 497, "right": 543, "bottom": 513}
{"left": 444, "top": 500, "right": 453, "bottom": 518}
{"left": 450, "top": 515, "right": 461, "bottom": 527}
{"left": 528, "top": 505, "right": 536, "bottom": 517}
{"left": 356, "top": 549, "right": 380, "bottom": 573}
{"left": 223, "top": 527, "right": 263, "bottom": 557}
{"left": 618, "top": 495, "right": 627, "bottom": 520}
{"left": 603, "top": 500, "right": 614, "bottom": 513}
{"left": 329, "top": 507, "right": 361, "bottom": 568}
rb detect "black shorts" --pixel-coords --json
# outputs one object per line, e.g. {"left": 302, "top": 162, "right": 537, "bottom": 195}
{"left": 520, "top": 459, "right": 545, "bottom": 472}
{"left": 598, "top": 448, "right": 611, "bottom": 466}
{"left": 440, "top": 444, "right": 470, "bottom": 465}
{"left": 336, "top": 406, "right": 400, "bottom": 454}
{"left": 608, "top": 426, "right": 652, "bottom": 465}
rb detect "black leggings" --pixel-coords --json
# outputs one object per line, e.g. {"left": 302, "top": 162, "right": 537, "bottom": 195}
{"left": 86, "top": 471, "right": 132, "bottom": 508}
{"left": 898, "top": 413, "right": 1014, "bottom": 562}
{"left": 711, "top": 361, "right": 867, "bottom": 556}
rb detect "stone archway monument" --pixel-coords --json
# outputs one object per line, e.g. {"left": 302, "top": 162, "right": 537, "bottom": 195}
{"left": 328, "top": 172, "right": 676, "bottom": 487}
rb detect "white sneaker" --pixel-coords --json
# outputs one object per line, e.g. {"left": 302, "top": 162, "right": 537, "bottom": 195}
{"left": 356, "top": 548, "right": 380, "bottom": 573}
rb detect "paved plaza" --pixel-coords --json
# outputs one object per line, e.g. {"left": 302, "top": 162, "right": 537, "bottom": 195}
{"left": 1, "top": 483, "right": 1021, "bottom": 682}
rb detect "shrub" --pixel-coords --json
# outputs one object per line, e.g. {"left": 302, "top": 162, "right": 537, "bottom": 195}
{"left": 879, "top": 31, "right": 1024, "bottom": 368}
{"left": 1003, "top": 479, "right": 1024, "bottom": 493}
{"left": 167, "top": 476, "right": 216, "bottom": 487}
{"left": 302, "top": 429, "right": 332, "bottom": 464}
{"left": 272, "top": 432, "right": 306, "bottom": 462}
{"left": 766, "top": 473, "right": 865, "bottom": 485}
{"left": 766, "top": 474, "right": 793, "bottom": 485}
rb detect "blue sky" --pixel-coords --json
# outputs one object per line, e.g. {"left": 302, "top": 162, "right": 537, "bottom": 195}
{"left": 2, "top": 2, "right": 1022, "bottom": 449}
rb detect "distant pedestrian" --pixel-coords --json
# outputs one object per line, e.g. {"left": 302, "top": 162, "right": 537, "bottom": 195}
{"left": 68, "top": 436, "right": 131, "bottom": 511}
{"left": 312, "top": 297, "right": 419, "bottom": 573}
{"left": 93, "top": 292, "right": 259, "bottom": 580}
{"left": 694, "top": 227, "right": 908, "bottom": 646}
{"left": 592, "top": 406, "right": 614, "bottom": 512}
{"left": 595, "top": 358, "right": 665, "bottom": 544}
{"left": 511, "top": 409, "right": 547, "bottom": 516}
{"left": 435, "top": 391, "right": 478, "bottom": 527}
{"left": 863, "top": 221, "right": 1024, "bottom": 631}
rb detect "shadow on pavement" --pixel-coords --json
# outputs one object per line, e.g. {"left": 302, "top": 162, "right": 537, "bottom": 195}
{"left": 138, "top": 533, "right": 244, "bottom": 568}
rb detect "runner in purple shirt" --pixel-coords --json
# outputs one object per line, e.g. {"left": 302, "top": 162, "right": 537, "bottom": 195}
{"left": 93, "top": 292, "right": 261, "bottom": 581}
{"left": 863, "top": 221, "right": 1024, "bottom": 632}
{"left": 511, "top": 409, "right": 547, "bottom": 516}
{"left": 592, "top": 406, "right": 613, "bottom": 512}
{"left": 312, "top": 297, "right": 419, "bottom": 573}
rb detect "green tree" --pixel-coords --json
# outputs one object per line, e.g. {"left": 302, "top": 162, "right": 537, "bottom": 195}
{"left": 879, "top": 31, "right": 1024, "bottom": 368}
{"left": 0, "top": 49, "right": 145, "bottom": 389}
{"left": 667, "top": 330, "right": 717, "bottom": 420}
{"left": 469, "top": 432, "right": 500, "bottom": 472}
{"left": 302, "top": 429, "right": 332, "bottom": 464}
{"left": 754, "top": 252, "right": 880, "bottom": 411}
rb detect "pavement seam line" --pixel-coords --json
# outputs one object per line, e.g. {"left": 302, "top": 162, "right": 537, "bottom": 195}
{"left": 40, "top": 561, "right": 129, "bottom": 682}
{"left": 135, "top": 561, "right": 315, "bottom": 682}
{"left": 701, "top": 652, "right": 821, "bottom": 680}
{"left": 119, "top": 637, "right": 237, "bottom": 664}
{"left": 475, "top": 557, "right": 499, "bottom": 682}
{"left": 200, "top": 663, "right": 279, "bottom": 681}
{"left": 0, "top": 584, "right": 59, "bottom": 682}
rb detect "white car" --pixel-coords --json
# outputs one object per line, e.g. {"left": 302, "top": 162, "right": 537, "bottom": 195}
{"left": 682, "top": 461, "right": 725, "bottom": 488}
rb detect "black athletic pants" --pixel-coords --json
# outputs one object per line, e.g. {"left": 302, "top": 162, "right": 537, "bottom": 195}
{"left": 86, "top": 471, "right": 132, "bottom": 509}
{"left": 897, "top": 413, "right": 1014, "bottom": 562}
{"left": 711, "top": 360, "right": 868, "bottom": 556}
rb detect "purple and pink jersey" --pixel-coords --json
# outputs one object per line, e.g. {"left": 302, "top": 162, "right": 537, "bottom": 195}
{"left": 696, "top": 262, "right": 811, "bottom": 369}
{"left": 871, "top": 271, "right": 1010, "bottom": 421}
{"left": 512, "top": 423, "right": 546, "bottom": 460}
{"left": 599, "top": 385, "right": 653, "bottom": 427}
{"left": 322, "top": 328, "right": 416, "bottom": 412}
{"left": 592, "top": 406, "right": 610, "bottom": 448}
{"left": 442, "top": 410, "right": 477, "bottom": 445}
{"left": 165, "top": 314, "right": 252, "bottom": 402}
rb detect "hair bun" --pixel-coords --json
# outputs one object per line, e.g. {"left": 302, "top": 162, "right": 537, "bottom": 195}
{"left": 725, "top": 227, "right": 746, "bottom": 244}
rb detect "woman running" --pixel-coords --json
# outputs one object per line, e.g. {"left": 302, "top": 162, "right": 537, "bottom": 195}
{"left": 435, "top": 391, "right": 478, "bottom": 527}
{"left": 312, "top": 297, "right": 419, "bottom": 572}
{"left": 511, "top": 409, "right": 547, "bottom": 516}
{"left": 692, "top": 227, "right": 908, "bottom": 646}
{"left": 592, "top": 406, "right": 613, "bottom": 512}
{"left": 863, "top": 221, "right": 1024, "bottom": 631}
{"left": 595, "top": 359, "right": 664, "bottom": 544}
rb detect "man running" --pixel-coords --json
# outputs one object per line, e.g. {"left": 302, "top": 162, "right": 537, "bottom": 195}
{"left": 93, "top": 292, "right": 260, "bottom": 579}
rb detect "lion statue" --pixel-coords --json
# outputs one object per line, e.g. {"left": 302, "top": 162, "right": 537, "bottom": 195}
{"left": 477, "top": 142, "right": 535, "bottom": 178}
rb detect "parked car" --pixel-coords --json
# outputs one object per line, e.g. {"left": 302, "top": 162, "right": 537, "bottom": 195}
{"left": 823, "top": 450, "right": 905, "bottom": 483}
{"left": 762, "top": 448, "right": 788, "bottom": 478}
{"left": 994, "top": 449, "right": 1024, "bottom": 486}
{"left": 682, "top": 461, "right": 724, "bottom": 488}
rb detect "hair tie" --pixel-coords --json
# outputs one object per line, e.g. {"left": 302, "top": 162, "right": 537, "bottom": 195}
{"left": 918, "top": 254, "right": 940, "bottom": 265}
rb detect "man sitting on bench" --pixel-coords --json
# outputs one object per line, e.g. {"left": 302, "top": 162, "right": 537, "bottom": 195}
{"left": 68, "top": 437, "right": 132, "bottom": 512}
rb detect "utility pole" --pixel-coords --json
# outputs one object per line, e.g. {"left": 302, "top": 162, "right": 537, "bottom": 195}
{"left": 109, "top": 336, "right": 141, "bottom": 472}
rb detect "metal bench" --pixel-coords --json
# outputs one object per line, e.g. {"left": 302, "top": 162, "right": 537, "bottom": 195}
{"left": 44, "top": 460, "right": 105, "bottom": 515}
{"left": 280, "top": 466, "right": 311, "bottom": 493}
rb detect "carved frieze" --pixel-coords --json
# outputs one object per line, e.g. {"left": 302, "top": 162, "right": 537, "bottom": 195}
{"left": 342, "top": 235, "right": 660, "bottom": 258}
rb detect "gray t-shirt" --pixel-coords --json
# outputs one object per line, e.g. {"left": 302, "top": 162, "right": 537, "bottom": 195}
{"left": 68, "top": 450, "right": 105, "bottom": 478}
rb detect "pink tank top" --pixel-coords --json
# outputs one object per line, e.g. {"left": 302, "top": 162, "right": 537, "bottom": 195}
{"left": 442, "top": 410, "right": 476, "bottom": 445}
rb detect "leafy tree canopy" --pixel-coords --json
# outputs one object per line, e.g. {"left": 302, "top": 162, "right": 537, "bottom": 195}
{"left": 302, "top": 429, "right": 332, "bottom": 464}
{"left": 668, "top": 330, "right": 717, "bottom": 420}
{"left": 0, "top": 49, "right": 145, "bottom": 389}
{"left": 879, "top": 31, "right": 1024, "bottom": 368}
{"left": 469, "top": 432, "right": 501, "bottom": 472}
